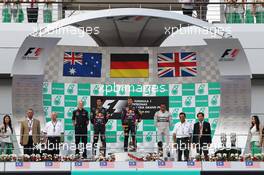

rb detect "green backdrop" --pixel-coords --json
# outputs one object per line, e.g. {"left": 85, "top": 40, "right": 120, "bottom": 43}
{"left": 42, "top": 82, "right": 220, "bottom": 146}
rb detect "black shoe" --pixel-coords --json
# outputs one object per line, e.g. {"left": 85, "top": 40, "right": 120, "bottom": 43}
{"left": 83, "top": 154, "right": 87, "bottom": 159}
{"left": 124, "top": 148, "right": 128, "bottom": 152}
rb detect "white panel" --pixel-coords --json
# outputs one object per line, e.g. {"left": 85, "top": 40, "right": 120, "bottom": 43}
{"left": 205, "top": 39, "right": 251, "bottom": 76}
{"left": 0, "top": 79, "right": 12, "bottom": 114}
{"left": 0, "top": 162, "right": 4, "bottom": 172}
{"left": 244, "top": 49, "right": 264, "bottom": 75}
{"left": 251, "top": 79, "right": 264, "bottom": 114}
{"left": 12, "top": 36, "right": 60, "bottom": 75}
{"left": 0, "top": 48, "right": 18, "bottom": 74}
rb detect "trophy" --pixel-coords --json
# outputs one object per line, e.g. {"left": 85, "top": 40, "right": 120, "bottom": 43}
{"left": 230, "top": 133, "right": 237, "bottom": 148}
{"left": 220, "top": 133, "right": 227, "bottom": 148}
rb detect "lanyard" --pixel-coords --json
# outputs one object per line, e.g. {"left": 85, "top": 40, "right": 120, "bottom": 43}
{"left": 52, "top": 121, "right": 57, "bottom": 133}
{"left": 28, "top": 120, "right": 33, "bottom": 131}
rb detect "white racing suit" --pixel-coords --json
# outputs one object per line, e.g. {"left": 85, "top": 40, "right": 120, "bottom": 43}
{"left": 154, "top": 110, "right": 172, "bottom": 152}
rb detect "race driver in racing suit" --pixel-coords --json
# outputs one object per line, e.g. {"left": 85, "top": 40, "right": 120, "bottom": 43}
{"left": 121, "top": 97, "right": 142, "bottom": 152}
{"left": 154, "top": 103, "right": 172, "bottom": 156}
{"left": 90, "top": 98, "right": 110, "bottom": 156}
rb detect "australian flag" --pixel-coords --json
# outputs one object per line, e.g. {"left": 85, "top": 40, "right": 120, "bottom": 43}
{"left": 63, "top": 51, "right": 102, "bottom": 77}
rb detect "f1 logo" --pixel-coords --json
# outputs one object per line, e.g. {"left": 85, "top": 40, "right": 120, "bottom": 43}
{"left": 23, "top": 48, "right": 42, "bottom": 58}
{"left": 219, "top": 49, "right": 239, "bottom": 61}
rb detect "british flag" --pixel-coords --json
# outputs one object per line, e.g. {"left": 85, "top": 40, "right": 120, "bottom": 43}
{"left": 157, "top": 52, "right": 197, "bottom": 77}
{"left": 63, "top": 51, "right": 83, "bottom": 65}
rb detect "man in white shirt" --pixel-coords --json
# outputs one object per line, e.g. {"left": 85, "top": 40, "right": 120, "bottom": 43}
{"left": 172, "top": 112, "right": 192, "bottom": 161}
{"left": 43, "top": 112, "right": 64, "bottom": 156}
{"left": 154, "top": 104, "right": 172, "bottom": 154}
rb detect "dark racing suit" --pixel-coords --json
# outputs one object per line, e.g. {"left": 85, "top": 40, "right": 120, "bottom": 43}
{"left": 90, "top": 106, "right": 108, "bottom": 156}
{"left": 121, "top": 105, "right": 142, "bottom": 152}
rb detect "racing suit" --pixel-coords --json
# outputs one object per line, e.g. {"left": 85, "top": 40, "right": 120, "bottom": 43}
{"left": 121, "top": 105, "right": 142, "bottom": 152}
{"left": 90, "top": 106, "right": 108, "bottom": 156}
{"left": 154, "top": 110, "right": 172, "bottom": 151}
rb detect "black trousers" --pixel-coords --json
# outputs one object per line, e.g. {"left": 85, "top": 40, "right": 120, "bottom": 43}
{"left": 47, "top": 136, "right": 60, "bottom": 156}
{"left": 75, "top": 130, "right": 87, "bottom": 158}
{"left": 24, "top": 136, "right": 39, "bottom": 155}
{"left": 93, "top": 125, "right": 106, "bottom": 156}
{"left": 196, "top": 141, "right": 209, "bottom": 159}
{"left": 176, "top": 137, "right": 190, "bottom": 161}
{"left": 124, "top": 124, "right": 136, "bottom": 151}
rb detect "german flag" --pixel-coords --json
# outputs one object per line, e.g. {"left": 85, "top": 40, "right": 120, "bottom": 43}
{"left": 110, "top": 53, "right": 149, "bottom": 78}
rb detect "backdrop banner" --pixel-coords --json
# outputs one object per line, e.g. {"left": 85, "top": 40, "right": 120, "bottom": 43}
{"left": 91, "top": 96, "right": 169, "bottom": 119}
{"left": 43, "top": 82, "right": 221, "bottom": 151}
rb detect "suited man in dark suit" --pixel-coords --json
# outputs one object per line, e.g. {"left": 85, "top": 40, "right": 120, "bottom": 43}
{"left": 192, "top": 112, "right": 211, "bottom": 160}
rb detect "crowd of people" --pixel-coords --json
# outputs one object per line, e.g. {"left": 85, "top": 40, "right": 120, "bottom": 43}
{"left": 2, "top": 0, "right": 52, "bottom": 23}
{"left": 225, "top": 0, "right": 264, "bottom": 23}
{"left": 0, "top": 97, "right": 264, "bottom": 161}
{"left": 180, "top": 0, "right": 264, "bottom": 23}
{"left": 1, "top": 0, "right": 264, "bottom": 24}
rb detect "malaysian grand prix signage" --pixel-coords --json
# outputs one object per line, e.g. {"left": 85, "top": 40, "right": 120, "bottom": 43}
{"left": 91, "top": 96, "right": 169, "bottom": 119}
{"left": 43, "top": 82, "right": 221, "bottom": 144}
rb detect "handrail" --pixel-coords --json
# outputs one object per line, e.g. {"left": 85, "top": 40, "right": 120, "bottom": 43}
{"left": 0, "top": 1, "right": 264, "bottom": 5}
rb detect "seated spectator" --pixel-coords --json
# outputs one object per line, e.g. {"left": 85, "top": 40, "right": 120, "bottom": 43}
{"left": 12, "top": 1, "right": 24, "bottom": 23}
{"left": 225, "top": 0, "right": 245, "bottom": 23}
{"left": 43, "top": 0, "right": 53, "bottom": 23}
{"left": 2, "top": 1, "right": 11, "bottom": 23}
{"left": 245, "top": 0, "right": 255, "bottom": 23}
{"left": 254, "top": 0, "right": 264, "bottom": 23}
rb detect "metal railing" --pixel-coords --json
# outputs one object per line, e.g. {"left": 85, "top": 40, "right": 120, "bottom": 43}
{"left": 0, "top": 1, "right": 264, "bottom": 24}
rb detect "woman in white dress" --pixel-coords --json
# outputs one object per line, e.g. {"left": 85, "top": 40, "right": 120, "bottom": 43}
{"left": 249, "top": 116, "right": 262, "bottom": 155}
{"left": 0, "top": 115, "right": 13, "bottom": 155}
